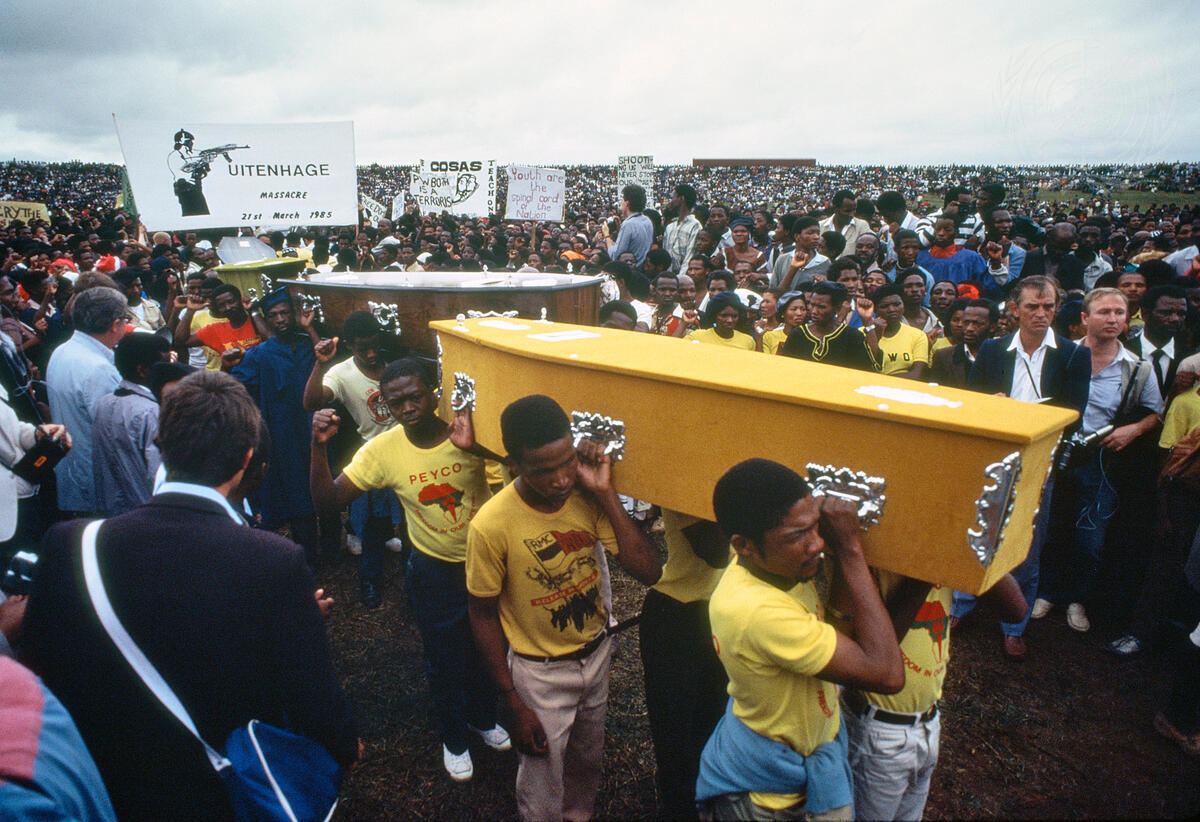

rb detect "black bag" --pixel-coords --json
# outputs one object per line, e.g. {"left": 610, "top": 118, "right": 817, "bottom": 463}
{"left": 10, "top": 434, "right": 69, "bottom": 484}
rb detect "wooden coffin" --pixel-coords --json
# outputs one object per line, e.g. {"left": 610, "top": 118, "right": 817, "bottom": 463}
{"left": 431, "top": 317, "right": 1078, "bottom": 595}
{"left": 279, "top": 271, "right": 604, "bottom": 357}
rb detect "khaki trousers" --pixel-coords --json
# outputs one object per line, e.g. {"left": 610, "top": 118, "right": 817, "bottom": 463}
{"left": 508, "top": 637, "right": 613, "bottom": 822}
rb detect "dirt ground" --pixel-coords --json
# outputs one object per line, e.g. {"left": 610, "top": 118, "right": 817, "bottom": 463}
{"left": 315, "top": 546, "right": 1200, "bottom": 820}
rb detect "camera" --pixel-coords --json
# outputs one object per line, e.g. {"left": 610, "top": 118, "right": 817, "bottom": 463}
{"left": 1055, "top": 425, "right": 1113, "bottom": 473}
{"left": 1, "top": 550, "right": 39, "bottom": 596}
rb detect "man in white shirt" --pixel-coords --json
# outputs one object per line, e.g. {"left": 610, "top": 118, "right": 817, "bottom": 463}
{"left": 819, "top": 190, "right": 872, "bottom": 259}
{"left": 1126, "top": 285, "right": 1191, "bottom": 397}
{"left": 956, "top": 276, "right": 1092, "bottom": 660}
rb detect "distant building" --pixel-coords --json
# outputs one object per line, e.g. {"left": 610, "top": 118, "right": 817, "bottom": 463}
{"left": 692, "top": 159, "right": 816, "bottom": 168}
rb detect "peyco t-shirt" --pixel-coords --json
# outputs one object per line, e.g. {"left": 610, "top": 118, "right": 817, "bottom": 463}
{"left": 342, "top": 429, "right": 490, "bottom": 562}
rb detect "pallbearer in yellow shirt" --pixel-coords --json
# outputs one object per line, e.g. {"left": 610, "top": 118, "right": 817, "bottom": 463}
{"left": 466, "top": 395, "right": 662, "bottom": 822}
{"left": 841, "top": 571, "right": 1025, "bottom": 821}
{"left": 696, "top": 459, "right": 914, "bottom": 821}
{"left": 639, "top": 510, "right": 729, "bottom": 819}
{"left": 310, "top": 358, "right": 511, "bottom": 783}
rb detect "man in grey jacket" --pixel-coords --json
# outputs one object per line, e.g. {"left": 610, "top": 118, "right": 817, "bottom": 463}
{"left": 92, "top": 332, "right": 173, "bottom": 517}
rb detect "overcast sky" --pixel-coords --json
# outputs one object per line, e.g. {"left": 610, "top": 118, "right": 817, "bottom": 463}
{"left": 2, "top": 0, "right": 1195, "bottom": 166}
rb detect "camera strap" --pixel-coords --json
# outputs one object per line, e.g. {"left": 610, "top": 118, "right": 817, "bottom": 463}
{"left": 1020, "top": 357, "right": 1042, "bottom": 400}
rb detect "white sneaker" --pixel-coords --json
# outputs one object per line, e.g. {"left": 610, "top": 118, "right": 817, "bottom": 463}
{"left": 469, "top": 723, "right": 512, "bottom": 752}
{"left": 1109, "top": 634, "right": 1143, "bottom": 657}
{"left": 346, "top": 534, "right": 363, "bottom": 556}
{"left": 1031, "top": 598, "right": 1054, "bottom": 620}
{"left": 1066, "top": 602, "right": 1090, "bottom": 632}
{"left": 385, "top": 537, "right": 405, "bottom": 553}
{"left": 443, "top": 745, "right": 473, "bottom": 782}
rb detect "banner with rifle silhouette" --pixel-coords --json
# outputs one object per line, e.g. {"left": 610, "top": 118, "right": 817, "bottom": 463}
{"left": 113, "top": 118, "right": 358, "bottom": 230}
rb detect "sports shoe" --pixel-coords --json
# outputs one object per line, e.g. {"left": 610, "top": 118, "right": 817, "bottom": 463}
{"left": 1153, "top": 712, "right": 1200, "bottom": 756}
{"left": 1031, "top": 598, "right": 1054, "bottom": 619}
{"left": 385, "top": 537, "right": 406, "bottom": 553}
{"left": 469, "top": 723, "right": 512, "bottom": 752}
{"left": 1066, "top": 603, "right": 1090, "bottom": 632}
{"left": 443, "top": 745, "right": 474, "bottom": 781}
{"left": 1109, "top": 634, "right": 1143, "bottom": 658}
{"left": 346, "top": 534, "right": 363, "bottom": 556}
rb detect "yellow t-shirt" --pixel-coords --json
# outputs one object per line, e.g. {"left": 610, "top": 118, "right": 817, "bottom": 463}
{"left": 709, "top": 561, "right": 839, "bottom": 810}
{"left": 1161, "top": 387, "right": 1200, "bottom": 449}
{"left": 342, "top": 430, "right": 491, "bottom": 562}
{"left": 859, "top": 572, "right": 952, "bottom": 713}
{"left": 187, "top": 308, "right": 223, "bottom": 371}
{"left": 323, "top": 358, "right": 395, "bottom": 441}
{"left": 930, "top": 336, "right": 952, "bottom": 354}
{"left": 652, "top": 510, "right": 726, "bottom": 604}
{"left": 684, "top": 327, "right": 756, "bottom": 350}
{"left": 466, "top": 483, "right": 618, "bottom": 657}
{"left": 876, "top": 323, "right": 930, "bottom": 374}
{"left": 761, "top": 327, "right": 788, "bottom": 356}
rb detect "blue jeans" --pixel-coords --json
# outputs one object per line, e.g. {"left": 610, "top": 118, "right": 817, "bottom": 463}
{"left": 953, "top": 476, "right": 1054, "bottom": 637}
{"left": 405, "top": 549, "right": 498, "bottom": 753}
{"left": 350, "top": 489, "right": 402, "bottom": 584}
{"left": 1040, "top": 453, "right": 1118, "bottom": 605}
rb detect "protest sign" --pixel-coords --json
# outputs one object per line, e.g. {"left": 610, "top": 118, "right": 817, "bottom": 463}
{"left": 391, "top": 192, "right": 405, "bottom": 220}
{"left": 0, "top": 201, "right": 49, "bottom": 223}
{"left": 617, "top": 155, "right": 655, "bottom": 203}
{"left": 505, "top": 165, "right": 565, "bottom": 222}
{"left": 360, "top": 193, "right": 386, "bottom": 225}
{"left": 113, "top": 118, "right": 358, "bottom": 230}
{"left": 410, "top": 159, "right": 496, "bottom": 217}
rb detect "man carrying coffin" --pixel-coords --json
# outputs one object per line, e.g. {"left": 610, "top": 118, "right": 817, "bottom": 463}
{"left": 953, "top": 276, "right": 1091, "bottom": 659}
{"left": 695, "top": 459, "right": 913, "bottom": 820}
{"left": 466, "top": 395, "right": 661, "bottom": 821}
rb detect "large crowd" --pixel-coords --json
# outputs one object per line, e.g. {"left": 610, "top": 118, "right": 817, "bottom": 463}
{"left": 1, "top": 160, "right": 1199, "bottom": 821}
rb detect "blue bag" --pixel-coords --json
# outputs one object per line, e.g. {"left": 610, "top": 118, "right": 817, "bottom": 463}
{"left": 222, "top": 720, "right": 342, "bottom": 822}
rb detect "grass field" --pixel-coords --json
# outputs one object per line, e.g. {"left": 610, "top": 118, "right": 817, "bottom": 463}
{"left": 1008, "top": 188, "right": 1200, "bottom": 210}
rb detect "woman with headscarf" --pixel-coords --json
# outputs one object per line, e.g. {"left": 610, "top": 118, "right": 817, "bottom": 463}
{"left": 761, "top": 291, "right": 808, "bottom": 356}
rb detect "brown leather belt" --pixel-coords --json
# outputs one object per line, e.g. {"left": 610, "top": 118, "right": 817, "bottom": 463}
{"left": 514, "top": 629, "right": 609, "bottom": 664}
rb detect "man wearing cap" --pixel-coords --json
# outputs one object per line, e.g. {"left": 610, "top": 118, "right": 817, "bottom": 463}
{"left": 227, "top": 289, "right": 323, "bottom": 558}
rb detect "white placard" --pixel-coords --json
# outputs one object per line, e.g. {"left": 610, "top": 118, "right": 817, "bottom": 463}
{"left": 360, "top": 193, "right": 386, "bottom": 225}
{"left": 616, "top": 155, "right": 655, "bottom": 202}
{"left": 505, "top": 165, "right": 565, "bottom": 222}
{"left": 391, "top": 192, "right": 405, "bottom": 220}
{"left": 113, "top": 118, "right": 358, "bottom": 230}
{"left": 410, "top": 159, "right": 496, "bottom": 217}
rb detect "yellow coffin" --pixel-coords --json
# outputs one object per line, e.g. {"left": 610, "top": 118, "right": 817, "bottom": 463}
{"left": 432, "top": 318, "right": 1077, "bottom": 594}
